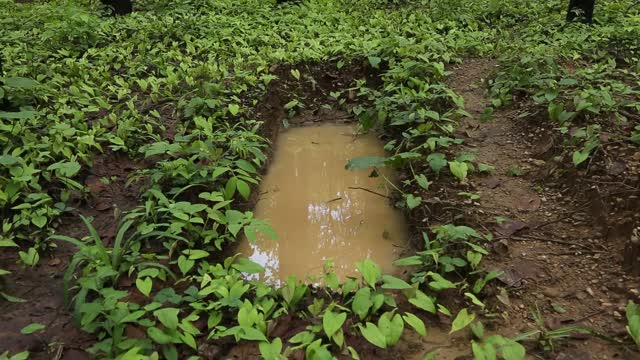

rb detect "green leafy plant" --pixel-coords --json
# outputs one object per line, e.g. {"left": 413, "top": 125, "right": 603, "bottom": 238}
{"left": 626, "top": 301, "right": 640, "bottom": 349}
{"left": 471, "top": 322, "right": 526, "bottom": 360}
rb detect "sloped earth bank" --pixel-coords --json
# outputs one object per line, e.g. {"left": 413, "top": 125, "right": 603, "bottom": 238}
{"left": 439, "top": 59, "right": 640, "bottom": 358}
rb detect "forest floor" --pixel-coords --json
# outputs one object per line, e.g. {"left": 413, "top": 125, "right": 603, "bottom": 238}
{"left": 435, "top": 59, "right": 639, "bottom": 359}
{"left": 2, "top": 1, "right": 640, "bottom": 357}
{"left": 2, "top": 58, "right": 638, "bottom": 360}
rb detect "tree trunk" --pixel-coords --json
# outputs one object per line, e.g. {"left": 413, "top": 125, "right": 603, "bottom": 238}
{"left": 100, "top": 0, "right": 132, "bottom": 16}
{"left": 566, "top": 0, "right": 595, "bottom": 23}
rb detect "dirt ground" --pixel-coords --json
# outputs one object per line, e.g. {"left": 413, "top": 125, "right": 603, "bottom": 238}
{"left": 439, "top": 59, "right": 640, "bottom": 359}
{"left": 1, "top": 59, "right": 639, "bottom": 359}
{"left": 0, "top": 151, "right": 144, "bottom": 359}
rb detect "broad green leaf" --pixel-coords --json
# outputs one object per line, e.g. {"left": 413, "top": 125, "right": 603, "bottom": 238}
{"left": 136, "top": 277, "right": 153, "bottom": 297}
{"left": 381, "top": 275, "right": 412, "bottom": 289}
{"left": 0, "top": 291, "right": 26, "bottom": 303}
{"left": 232, "top": 258, "right": 265, "bottom": 274}
{"left": 229, "top": 326, "right": 268, "bottom": 341}
{"left": 478, "top": 163, "right": 494, "bottom": 173}
{"left": 464, "top": 292, "right": 485, "bottom": 308}
{"left": 184, "top": 249, "right": 209, "bottom": 260}
{"left": 359, "top": 322, "right": 387, "bottom": 348}
{"left": 368, "top": 56, "right": 382, "bottom": 68}
{"left": 0, "top": 155, "right": 20, "bottom": 166}
{"left": 4, "top": 77, "right": 39, "bottom": 89}
{"left": 355, "top": 259, "right": 382, "bottom": 287}
{"left": 5, "top": 352, "right": 29, "bottom": 360}
{"left": 427, "top": 272, "right": 456, "bottom": 291}
{"left": 20, "top": 323, "right": 45, "bottom": 334}
{"left": 305, "top": 339, "right": 332, "bottom": 360}
{"left": 154, "top": 308, "right": 179, "bottom": 330}
{"left": 0, "top": 110, "right": 38, "bottom": 119}
{"left": 236, "top": 179, "right": 250, "bottom": 200}
{"left": 501, "top": 340, "right": 526, "bottom": 360}
{"left": 236, "top": 159, "right": 257, "bottom": 173}
{"left": 626, "top": 301, "right": 640, "bottom": 347}
{"left": 228, "top": 104, "right": 240, "bottom": 115}
{"left": 393, "top": 255, "right": 422, "bottom": 266}
{"left": 352, "top": 287, "right": 372, "bottom": 320}
{"left": 559, "top": 78, "right": 578, "bottom": 86}
{"left": 18, "top": 248, "right": 39, "bottom": 267}
{"left": 47, "top": 161, "right": 81, "bottom": 177}
{"left": 346, "top": 156, "right": 386, "bottom": 171}
{"left": 572, "top": 150, "right": 590, "bottom": 166}
{"left": 427, "top": 153, "right": 447, "bottom": 173}
{"left": 177, "top": 255, "right": 195, "bottom": 275}
{"left": 147, "top": 327, "right": 174, "bottom": 344}
{"left": 259, "top": 338, "right": 283, "bottom": 360}
{"left": 409, "top": 290, "right": 436, "bottom": 313}
{"left": 323, "top": 311, "right": 346, "bottom": 338}
{"left": 450, "top": 308, "right": 475, "bottom": 333}
{"left": 32, "top": 215, "right": 47, "bottom": 228}
{"left": 378, "top": 312, "right": 403, "bottom": 346}
{"left": 405, "top": 194, "right": 422, "bottom": 210}
{"left": 415, "top": 174, "right": 431, "bottom": 190}
{"left": 448, "top": 161, "right": 468, "bottom": 181}
{"left": 402, "top": 313, "right": 427, "bottom": 337}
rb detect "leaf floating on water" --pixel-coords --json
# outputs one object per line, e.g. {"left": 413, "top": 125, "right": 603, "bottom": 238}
{"left": 232, "top": 258, "right": 265, "bottom": 274}
{"left": 345, "top": 156, "right": 387, "bottom": 171}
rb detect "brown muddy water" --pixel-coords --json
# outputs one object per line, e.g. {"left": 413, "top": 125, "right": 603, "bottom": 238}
{"left": 238, "top": 123, "right": 408, "bottom": 284}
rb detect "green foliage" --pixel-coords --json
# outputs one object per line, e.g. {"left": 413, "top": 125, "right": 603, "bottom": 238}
{"left": 626, "top": 301, "right": 640, "bottom": 349}
{"left": 470, "top": 322, "right": 526, "bottom": 359}
{"left": 6, "top": 0, "right": 636, "bottom": 357}
{"left": 20, "top": 323, "right": 45, "bottom": 335}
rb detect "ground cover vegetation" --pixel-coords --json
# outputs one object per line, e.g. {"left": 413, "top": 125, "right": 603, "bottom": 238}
{"left": 1, "top": 0, "right": 639, "bottom": 359}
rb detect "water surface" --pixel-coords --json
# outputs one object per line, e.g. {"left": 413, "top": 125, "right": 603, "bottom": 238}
{"left": 238, "top": 123, "right": 408, "bottom": 284}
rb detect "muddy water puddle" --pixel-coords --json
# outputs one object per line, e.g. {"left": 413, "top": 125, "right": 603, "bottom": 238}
{"left": 238, "top": 123, "right": 408, "bottom": 284}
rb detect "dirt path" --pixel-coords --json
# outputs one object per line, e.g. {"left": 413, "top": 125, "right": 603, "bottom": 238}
{"left": 448, "top": 59, "right": 635, "bottom": 358}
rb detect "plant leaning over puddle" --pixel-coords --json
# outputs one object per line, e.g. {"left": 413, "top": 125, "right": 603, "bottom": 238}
{"left": 52, "top": 203, "right": 515, "bottom": 358}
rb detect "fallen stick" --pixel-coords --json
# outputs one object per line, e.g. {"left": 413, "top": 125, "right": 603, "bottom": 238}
{"left": 347, "top": 187, "right": 390, "bottom": 199}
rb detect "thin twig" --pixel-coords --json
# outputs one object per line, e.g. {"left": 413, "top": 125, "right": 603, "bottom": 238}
{"left": 561, "top": 310, "right": 605, "bottom": 325}
{"left": 582, "top": 178, "right": 640, "bottom": 191}
{"left": 545, "top": 249, "right": 605, "bottom": 255}
{"left": 511, "top": 235, "right": 598, "bottom": 251}
{"left": 531, "top": 208, "right": 584, "bottom": 230}
{"left": 347, "top": 187, "right": 390, "bottom": 199}
{"left": 325, "top": 197, "right": 342, "bottom": 204}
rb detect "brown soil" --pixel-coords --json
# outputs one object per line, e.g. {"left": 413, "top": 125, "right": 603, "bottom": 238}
{"left": 436, "top": 59, "right": 639, "bottom": 358}
{"left": 2, "top": 58, "right": 638, "bottom": 359}
{"left": 0, "top": 60, "right": 379, "bottom": 359}
{"left": 0, "top": 151, "right": 144, "bottom": 359}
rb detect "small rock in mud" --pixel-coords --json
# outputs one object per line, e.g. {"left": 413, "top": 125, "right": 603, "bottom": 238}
{"left": 485, "top": 177, "right": 502, "bottom": 189}
{"left": 497, "top": 220, "right": 528, "bottom": 236}
{"left": 516, "top": 194, "right": 541, "bottom": 211}
{"left": 198, "top": 344, "right": 222, "bottom": 359}
{"left": 555, "top": 349, "right": 593, "bottom": 360}
{"left": 492, "top": 239, "right": 509, "bottom": 256}
{"left": 542, "top": 287, "right": 562, "bottom": 298}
